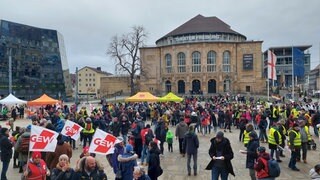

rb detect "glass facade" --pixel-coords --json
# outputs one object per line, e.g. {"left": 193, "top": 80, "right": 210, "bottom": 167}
{"left": 0, "top": 20, "right": 72, "bottom": 100}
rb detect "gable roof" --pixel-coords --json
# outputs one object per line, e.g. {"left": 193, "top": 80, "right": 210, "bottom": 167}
{"left": 156, "top": 14, "right": 246, "bottom": 43}
{"left": 79, "top": 66, "right": 112, "bottom": 76}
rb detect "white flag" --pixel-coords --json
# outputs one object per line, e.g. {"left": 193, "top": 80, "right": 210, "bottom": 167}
{"left": 267, "top": 50, "right": 277, "bottom": 80}
{"left": 29, "top": 125, "right": 59, "bottom": 152}
{"left": 60, "top": 120, "right": 83, "bottom": 140}
{"left": 89, "top": 129, "right": 117, "bottom": 155}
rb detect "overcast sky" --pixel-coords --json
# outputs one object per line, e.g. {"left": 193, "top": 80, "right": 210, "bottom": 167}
{"left": 1, "top": 0, "right": 319, "bottom": 74}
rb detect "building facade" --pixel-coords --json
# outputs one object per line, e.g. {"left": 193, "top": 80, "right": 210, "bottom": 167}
{"left": 77, "top": 66, "right": 111, "bottom": 100}
{"left": 100, "top": 75, "right": 134, "bottom": 98}
{"left": 0, "top": 20, "right": 72, "bottom": 100}
{"left": 308, "top": 65, "right": 320, "bottom": 93}
{"left": 140, "top": 15, "right": 265, "bottom": 95}
{"left": 263, "top": 46, "right": 311, "bottom": 89}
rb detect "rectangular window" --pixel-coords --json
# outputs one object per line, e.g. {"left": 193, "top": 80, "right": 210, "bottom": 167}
{"left": 192, "top": 65, "right": 201, "bottom": 72}
{"left": 207, "top": 65, "right": 216, "bottom": 72}
{"left": 166, "top": 67, "right": 172, "bottom": 73}
{"left": 178, "top": 66, "right": 186, "bottom": 73}
{"left": 222, "top": 65, "right": 230, "bottom": 72}
{"left": 246, "top": 86, "right": 251, "bottom": 92}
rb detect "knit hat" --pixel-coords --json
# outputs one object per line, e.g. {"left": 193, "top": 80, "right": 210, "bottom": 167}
{"left": 216, "top": 131, "right": 224, "bottom": 139}
{"left": 0, "top": 127, "right": 8, "bottom": 135}
{"left": 257, "top": 146, "right": 266, "bottom": 153}
{"left": 32, "top": 151, "right": 42, "bottom": 159}
{"left": 26, "top": 125, "right": 32, "bottom": 131}
{"left": 125, "top": 144, "right": 133, "bottom": 153}
{"left": 59, "top": 154, "right": 69, "bottom": 161}
{"left": 83, "top": 146, "right": 89, "bottom": 154}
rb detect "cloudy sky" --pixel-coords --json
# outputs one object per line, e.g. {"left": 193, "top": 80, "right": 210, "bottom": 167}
{"left": 1, "top": 0, "right": 319, "bottom": 74}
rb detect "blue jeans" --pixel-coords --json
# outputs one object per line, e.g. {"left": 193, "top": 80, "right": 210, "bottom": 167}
{"left": 140, "top": 144, "right": 149, "bottom": 164}
{"left": 289, "top": 148, "right": 299, "bottom": 169}
{"left": 1, "top": 160, "right": 10, "bottom": 180}
{"left": 211, "top": 166, "right": 228, "bottom": 180}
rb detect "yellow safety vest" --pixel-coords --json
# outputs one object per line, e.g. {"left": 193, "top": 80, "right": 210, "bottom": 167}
{"left": 268, "top": 127, "right": 282, "bottom": 145}
{"left": 83, "top": 123, "right": 95, "bottom": 134}
{"left": 272, "top": 108, "right": 278, "bottom": 118}
{"left": 243, "top": 130, "right": 250, "bottom": 146}
{"left": 304, "top": 126, "right": 312, "bottom": 141}
{"left": 288, "top": 130, "right": 302, "bottom": 146}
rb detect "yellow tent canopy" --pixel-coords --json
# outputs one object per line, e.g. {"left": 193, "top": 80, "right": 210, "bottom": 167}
{"left": 125, "top": 92, "right": 159, "bottom": 102}
{"left": 159, "top": 92, "right": 183, "bottom": 102}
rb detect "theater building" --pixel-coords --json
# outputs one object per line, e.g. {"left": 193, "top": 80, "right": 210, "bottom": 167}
{"left": 139, "top": 15, "right": 265, "bottom": 95}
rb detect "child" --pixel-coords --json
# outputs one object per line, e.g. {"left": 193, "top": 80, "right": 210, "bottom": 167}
{"left": 166, "top": 129, "right": 174, "bottom": 152}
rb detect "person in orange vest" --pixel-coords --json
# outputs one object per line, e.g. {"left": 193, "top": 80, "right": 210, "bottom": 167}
{"left": 23, "top": 151, "right": 50, "bottom": 180}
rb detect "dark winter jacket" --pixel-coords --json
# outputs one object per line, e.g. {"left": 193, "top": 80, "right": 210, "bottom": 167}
{"left": 258, "top": 118, "right": 268, "bottom": 130}
{"left": 155, "top": 121, "right": 166, "bottom": 142}
{"left": 183, "top": 131, "right": 199, "bottom": 154}
{"left": 51, "top": 164, "right": 77, "bottom": 180}
{"left": 75, "top": 157, "right": 107, "bottom": 180}
{"left": 246, "top": 137, "right": 260, "bottom": 169}
{"left": 175, "top": 121, "right": 188, "bottom": 139}
{"left": 206, "top": 137, "right": 235, "bottom": 176}
{"left": 148, "top": 148, "right": 161, "bottom": 179}
{"left": 46, "top": 141, "right": 73, "bottom": 170}
{"left": 0, "top": 133, "right": 13, "bottom": 162}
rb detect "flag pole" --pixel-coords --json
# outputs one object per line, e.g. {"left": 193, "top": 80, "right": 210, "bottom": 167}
{"left": 267, "top": 79, "right": 270, "bottom": 101}
{"left": 292, "top": 46, "right": 294, "bottom": 101}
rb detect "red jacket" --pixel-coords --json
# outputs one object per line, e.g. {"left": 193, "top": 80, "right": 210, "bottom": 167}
{"left": 254, "top": 152, "right": 270, "bottom": 179}
{"left": 27, "top": 159, "right": 47, "bottom": 180}
{"left": 140, "top": 128, "right": 150, "bottom": 145}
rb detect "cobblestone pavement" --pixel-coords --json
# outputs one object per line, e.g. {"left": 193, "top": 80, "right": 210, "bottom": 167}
{"left": 1, "top": 119, "right": 318, "bottom": 180}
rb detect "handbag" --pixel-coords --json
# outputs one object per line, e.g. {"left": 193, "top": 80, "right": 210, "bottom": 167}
{"left": 157, "top": 166, "right": 163, "bottom": 177}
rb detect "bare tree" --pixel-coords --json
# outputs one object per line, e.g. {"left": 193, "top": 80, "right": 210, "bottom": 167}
{"left": 107, "top": 26, "right": 147, "bottom": 95}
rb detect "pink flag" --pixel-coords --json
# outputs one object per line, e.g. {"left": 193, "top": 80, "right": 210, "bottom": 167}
{"left": 89, "top": 129, "right": 118, "bottom": 155}
{"left": 60, "top": 120, "right": 83, "bottom": 140}
{"left": 268, "top": 50, "right": 277, "bottom": 80}
{"left": 30, "top": 125, "right": 59, "bottom": 152}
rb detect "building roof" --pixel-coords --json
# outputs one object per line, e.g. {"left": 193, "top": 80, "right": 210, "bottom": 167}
{"left": 79, "top": 66, "right": 112, "bottom": 76}
{"left": 156, "top": 14, "right": 246, "bottom": 43}
{"left": 266, "top": 45, "right": 312, "bottom": 52}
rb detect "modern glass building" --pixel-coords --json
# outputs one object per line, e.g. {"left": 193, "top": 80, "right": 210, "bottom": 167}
{"left": 0, "top": 20, "right": 72, "bottom": 100}
{"left": 263, "top": 46, "right": 311, "bottom": 88}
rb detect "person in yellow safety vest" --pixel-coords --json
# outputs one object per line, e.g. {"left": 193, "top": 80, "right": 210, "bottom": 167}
{"left": 288, "top": 123, "right": 301, "bottom": 171}
{"left": 290, "top": 107, "right": 299, "bottom": 119}
{"left": 82, "top": 118, "right": 95, "bottom": 148}
{"left": 243, "top": 123, "right": 255, "bottom": 147}
{"left": 297, "top": 120, "right": 311, "bottom": 163}
{"left": 277, "top": 120, "right": 287, "bottom": 158}
{"left": 268, "top": 122, "right": 282, "bottom": 162}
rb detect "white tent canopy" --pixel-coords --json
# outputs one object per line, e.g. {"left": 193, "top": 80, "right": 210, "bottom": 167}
{"left": 0, "top": 93, "right": 27, "bottom": 105}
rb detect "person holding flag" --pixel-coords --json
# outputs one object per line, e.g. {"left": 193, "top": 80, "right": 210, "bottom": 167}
{"left": 23, "top": 151, "right": 50, "bottom": 180}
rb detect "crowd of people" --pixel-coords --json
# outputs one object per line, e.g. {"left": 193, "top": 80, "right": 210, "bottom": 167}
{"left": 1, "top": 94, "right": 320, "bottom": 179}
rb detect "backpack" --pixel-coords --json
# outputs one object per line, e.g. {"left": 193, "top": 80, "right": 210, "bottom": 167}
{"left": 19, "top": 137, "right": 30, "bottom": 154}
{"left": 267, "top": 159, "right": 281, "bottom": 177}
{"left": 145, "top": 130, "right": 154, "bottom": 145}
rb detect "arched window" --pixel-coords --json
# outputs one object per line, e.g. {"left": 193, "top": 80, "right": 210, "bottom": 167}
{"left": 192, "top": 51, "right": 201, "bottom": 72}
{"left": 165, "top": 54, "right": 172, "bottom": 73}
{"left": 177, "top": 52, "right": 186, "bottom": 73}
{"left": 177, "top": 80, "right": 185, "bottom": 94}
{"left": 165, "top": 80, "right": 171, "bottom": 93}
{"left": 207, "top": 51, "right": 216, "bottom": 72}
{"left": 222, "top": 51, "right": 231, "bottom": 72}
